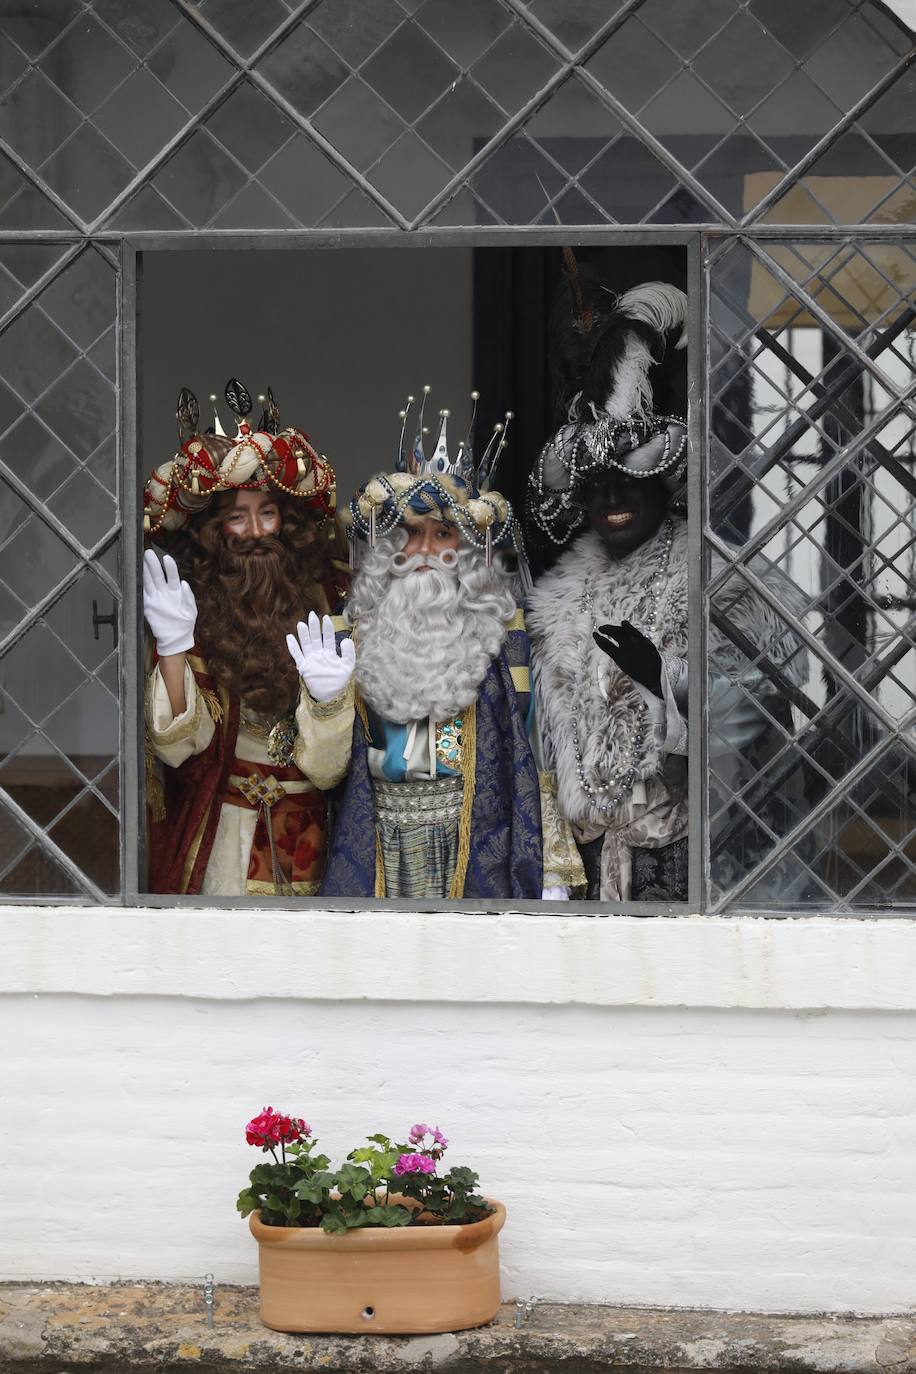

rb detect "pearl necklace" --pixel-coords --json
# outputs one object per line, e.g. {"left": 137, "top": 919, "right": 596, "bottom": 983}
{"left": 570, "top": 519, "right": 674, "bottom": 816}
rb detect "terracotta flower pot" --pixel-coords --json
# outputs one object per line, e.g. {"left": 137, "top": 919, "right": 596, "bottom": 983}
{"left": 249, "top": 1201, "right": 507, "bottom": 1334}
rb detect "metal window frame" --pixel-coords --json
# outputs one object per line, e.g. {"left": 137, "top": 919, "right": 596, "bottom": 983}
{"left": 117, "top": 224, "right": 703, "bottom": 915}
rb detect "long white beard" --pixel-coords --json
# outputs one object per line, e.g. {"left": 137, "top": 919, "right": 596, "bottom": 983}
{"left": 349, "top": 541, "right": 515, "bottom": 724}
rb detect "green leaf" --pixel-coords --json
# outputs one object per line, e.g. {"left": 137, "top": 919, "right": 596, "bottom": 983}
{"left": 445, "top": 1167, "right": 479, "bottom": 1190}
{"left": 363, "top": 1205, "right": 412, "bottom": 1227}
{"left": 348, "top": 1147, "right": 377, "bottom": 1165}
{"left": 249, "top": 1163, "right": 278, "bottom": 1186}
{"left": 294, "top": 1178, "right": 327, "bottom": 1204}
{"left": 236, "top": 1189, "right": 259, "bottom": 1217}
{"left": 367, "top": 1134, "right": 392, "bottom": 1148}
{"left": 263, "top": 1194, "right": 286, "bottom": 1214}
{"left": 336, "top": 1163, "right": 371, "bottom": 1200}
{"left": 320, "top": 1209, "right": 348, "bottom": 1235}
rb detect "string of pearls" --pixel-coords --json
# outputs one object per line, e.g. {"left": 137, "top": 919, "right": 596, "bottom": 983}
{"left": 143, "top": 432, "right": 334, "bottom": 534}
{"left": 570, "top": 518, "right": 674, "bottom": 816}
{"left": 348, "top": 474, "right": 523, "bottom": 555}
{"left": 527, "top": 411, "right": 687, "bottom": 547}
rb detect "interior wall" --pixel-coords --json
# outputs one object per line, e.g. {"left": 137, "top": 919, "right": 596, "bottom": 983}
{"left": 140, "top": 248, "right": 474, "bottom": 500}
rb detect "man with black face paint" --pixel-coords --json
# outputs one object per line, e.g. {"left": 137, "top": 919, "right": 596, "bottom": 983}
{"left": 526, "top": 275, "right": 807, "bottom": 903}
{"left": 526, "top": 333, "right": 691, "bottom": 904}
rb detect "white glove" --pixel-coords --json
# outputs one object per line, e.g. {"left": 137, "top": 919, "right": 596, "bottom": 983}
{"left": 143, "top": 550, "right": 197, "bottom": 657}
{"left": 542, "top": 886, "right": 570, "bottom": 901}
{"left": 286, "top": 612, "right": 356, "bottom": 704}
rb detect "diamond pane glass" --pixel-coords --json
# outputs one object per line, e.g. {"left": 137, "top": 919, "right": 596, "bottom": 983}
{"left": 0, "top": 540, "right": 120, "bottom": 897}
{"left": 0, "top": 1, "right": 242, "bottom": 229}
{"left": 0, "top": 85, "right": 120, "bottom": 896}
{"left": 252, "top": 5, "right": 562, "bottom": 223}
{"left": 464, "top": 71, "right": 720, "bottom": 227}
{"left": 577, "top": 0, "right": 915, "bottom": 224}
{"left": 756, "top": 67, "right": 916, "bottom": 226}
{"left": 707, "top": 235, "right": 916, "bottom": 912}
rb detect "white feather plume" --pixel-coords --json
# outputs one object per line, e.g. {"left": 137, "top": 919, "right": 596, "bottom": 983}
{"left": 599, "top": 281, "right": 688, "bottom": 419}
{"left": 616, "top": 281, "right": 688, "bottom": 349}
{"left": 603, "top": 334, "right": 655, "bottom": 421}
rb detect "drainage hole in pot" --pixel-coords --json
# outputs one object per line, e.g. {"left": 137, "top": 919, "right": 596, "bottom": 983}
{"left": 362, "top": 1307, "right": 375, "bottom": 1321}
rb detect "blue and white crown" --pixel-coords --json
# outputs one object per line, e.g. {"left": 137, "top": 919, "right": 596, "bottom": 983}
{"left": 344, "top": 386, "right": 529, "bottom": 570}
{"left": 398, "top": 385, "right": 513, "bottom": 491}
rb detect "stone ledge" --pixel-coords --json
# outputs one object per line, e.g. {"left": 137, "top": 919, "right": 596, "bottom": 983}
{"left": 1, "top": 1285, "right": 915, "bottom": 1374}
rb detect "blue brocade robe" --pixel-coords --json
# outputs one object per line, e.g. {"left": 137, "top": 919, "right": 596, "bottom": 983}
{"left": 320, "top": 618, "right": 543, "bottom": 900}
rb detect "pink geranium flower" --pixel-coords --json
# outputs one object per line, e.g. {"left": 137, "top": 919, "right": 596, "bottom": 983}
{"left": 408, "top": 1123, "right": 449, "bottom": 1151}
{"left": 394, "top": 1152, "right": 436, "bottom": 1176}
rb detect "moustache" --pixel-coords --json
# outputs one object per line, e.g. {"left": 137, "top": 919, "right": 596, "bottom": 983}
{"left": 219, "top": 530, "right": 287, "bottom": 563}
{"left": 389, "top": 548, "right": 459, "bottom": 577}
{"left": 223, "top": 534, "right": 286, "bottom": 558}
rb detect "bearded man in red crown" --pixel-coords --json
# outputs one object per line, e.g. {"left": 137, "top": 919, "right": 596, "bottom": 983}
{"left": 142, "top": 380, "right": 355, "bottom": 897}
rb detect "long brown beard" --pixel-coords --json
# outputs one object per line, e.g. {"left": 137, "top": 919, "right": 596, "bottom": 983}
{"left": 196, "top": 538, "right": 311, "bottom": 716}
{"left": 170, "top": 500, "right": 331, "bottom": 717}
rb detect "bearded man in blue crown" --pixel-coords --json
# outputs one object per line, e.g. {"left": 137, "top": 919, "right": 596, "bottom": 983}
{"left": 296, "top": 389, "right": 560, "bottom": 901}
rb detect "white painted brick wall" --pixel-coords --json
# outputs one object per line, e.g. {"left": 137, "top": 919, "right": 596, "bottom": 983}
{"left": 3, "top": 993, "right": 915, "bottom": 1314}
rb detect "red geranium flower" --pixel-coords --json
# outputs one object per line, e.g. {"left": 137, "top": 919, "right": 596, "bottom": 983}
{"left": 245, "top": 1106, "right": 310, "bottom": 1150}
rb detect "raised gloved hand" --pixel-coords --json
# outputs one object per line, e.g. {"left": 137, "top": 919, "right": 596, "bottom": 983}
{"left": 286, "top": 612, "right": 356, "bottom": 704}
{"left": 142, "top": 549, "right": 198, "bottom": 657}
{"left": 593, "top": 620, "right": 663, "bottom": 698}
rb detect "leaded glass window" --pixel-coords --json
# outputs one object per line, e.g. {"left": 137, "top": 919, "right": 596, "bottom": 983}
{"left": 0, "top": 0, "right": 912, "bottom": 910}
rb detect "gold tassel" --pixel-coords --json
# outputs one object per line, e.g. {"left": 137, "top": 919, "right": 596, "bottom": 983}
{"left": 374, "top": 824, "right": 386, "bottom": 900}
{"left": 144, "top": 737, "right": 166, "bottom": 824}
{"left": 198, "top": 683, "right": 224, "bottom": 724}
{"left": 143, "top": 512, "right": 151, "bottom": 533}
{"left": 449, "top": 699, "right": 476, "bottom": 899}
{"left": 355, "top": 693, "right": 372, "bottom": 742}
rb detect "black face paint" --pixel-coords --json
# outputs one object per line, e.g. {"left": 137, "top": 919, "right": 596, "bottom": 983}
{"left": 586, "top": 473, "right": 667, "bottom": 560}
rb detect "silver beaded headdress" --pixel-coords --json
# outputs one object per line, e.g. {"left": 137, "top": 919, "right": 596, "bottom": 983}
{"left": 344, "top": 386, "right": 527, "bottom": 571}
{"left": 526, "top": 281, "right": 688, "bottom": 552}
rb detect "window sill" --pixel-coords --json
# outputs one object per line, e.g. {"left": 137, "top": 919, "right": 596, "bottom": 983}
{"left": 1, "top": 907, "right": 915, "bottom": 1010}
{"left": 1, "top": 1282, "right": 913, "bottom": 1372}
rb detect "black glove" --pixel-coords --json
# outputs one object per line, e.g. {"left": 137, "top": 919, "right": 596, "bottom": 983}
{"left": 593, "top": 620, "right": 663, "bottom": 698}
